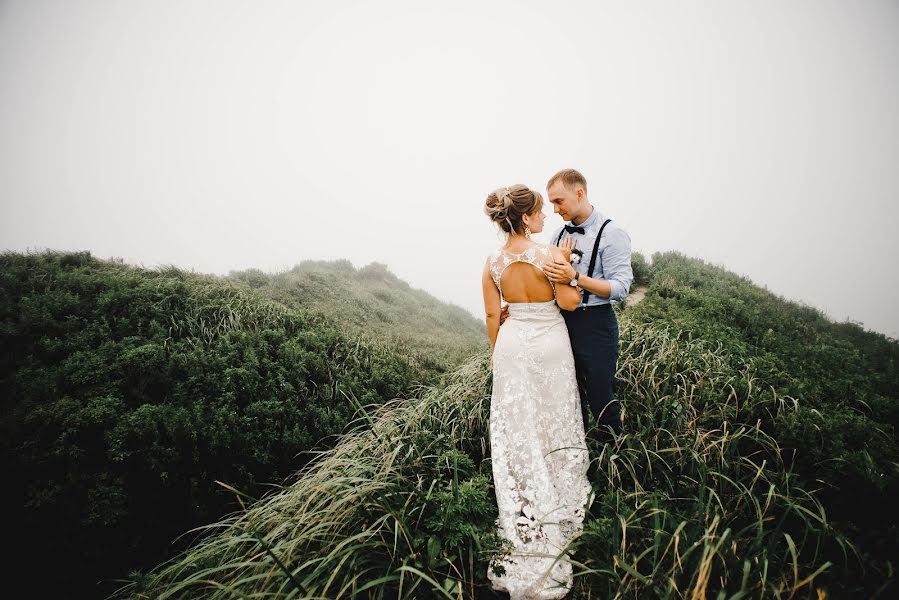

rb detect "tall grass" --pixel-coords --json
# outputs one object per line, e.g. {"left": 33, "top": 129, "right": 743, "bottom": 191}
{"left": 113, "top": 315, "right": 876, "bottom": 599}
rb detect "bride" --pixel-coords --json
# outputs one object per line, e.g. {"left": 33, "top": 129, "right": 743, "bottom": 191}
{"left": 481, "top": 184, "right": 592, "bottom": 599}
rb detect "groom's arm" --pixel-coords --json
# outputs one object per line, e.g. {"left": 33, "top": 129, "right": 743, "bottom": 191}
{"left": 544, "top": 228, "right": 633, "bottom": 301}
{"left": 599, "top": 228, "right": 633, "bottom": 301}
{"left": 574, "top": 272, "right": 613, "bottom": 299}
{"left": 544, "top": 261, "right": 613, "bottom": 298}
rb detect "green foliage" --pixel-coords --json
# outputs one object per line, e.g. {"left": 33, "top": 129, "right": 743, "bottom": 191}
{"left": 630, "top": 250, "right": 652, "bottom": 286}
{"left": 118, "top": 314, "right": 893, "bottom": 598}
{"left": 0, "top": 249, "right": 481, "bottom": 599}
{"left": 113, "top": 358, "right": 503, "bottom": 599}
{"left": 630, "top": 251, "right": 899, "bottom": 588}
{"left": 7, "top": 248, "right": 897, "bottom": 598}
{"left": 227, "top": 259, "right": 486, "bottom": 371}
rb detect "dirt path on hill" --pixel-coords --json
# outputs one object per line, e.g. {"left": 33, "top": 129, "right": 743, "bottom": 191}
{"left": 626, "top": 285, "right": 648, "bottom": 306}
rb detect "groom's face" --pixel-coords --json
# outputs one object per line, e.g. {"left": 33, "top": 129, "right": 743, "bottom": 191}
{"left": 547, "top": 181, "right": 582, "bottom": 222}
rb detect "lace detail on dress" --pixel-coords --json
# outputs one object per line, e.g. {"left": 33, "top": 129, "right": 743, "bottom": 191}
{"left": 486, "top": 277, "right": 592, "bottom": 599}
{"left": 488, "top": 243, "right": 555, "bottom": 302}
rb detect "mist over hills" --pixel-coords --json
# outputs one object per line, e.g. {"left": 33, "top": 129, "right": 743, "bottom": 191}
{"left": 226, "top": 259, "right": 486, "bottom": 369}
{"left": 2, "top": 249, "right": 896, "bottom": 598}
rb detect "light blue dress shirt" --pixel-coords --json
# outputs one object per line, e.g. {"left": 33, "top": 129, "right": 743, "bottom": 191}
{"left": 551, "top": 206, "right": 634, "bottom": 306}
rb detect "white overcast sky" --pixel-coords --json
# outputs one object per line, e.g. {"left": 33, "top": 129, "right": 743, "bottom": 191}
{"left": 2, "top": 1, "right": 897, "bottom": 338}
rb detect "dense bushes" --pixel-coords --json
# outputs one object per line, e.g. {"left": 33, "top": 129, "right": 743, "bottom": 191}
{"left": 227, "top": 259, "right": 485, "bottom": 370}
{"left": 117, "top": 320, "right": 888, "bottom": 598}
{"left": 630, "top": 251, "right": 651, "bottom": 287}
{"left": 6, "top": 248, "right": 896, "bottom": 598}
{"left": 0, "top": 250, "right": 483, "bottom": 599}
{"left": 630, "top": 251, "right": 899, "bottom": 583}
{"left": 115, "top": 252, "right": 897, "bottom": 598}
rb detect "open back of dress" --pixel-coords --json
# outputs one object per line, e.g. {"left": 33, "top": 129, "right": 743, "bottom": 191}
{"left": 488, "top": 243, "right": 556, "bottom": 304}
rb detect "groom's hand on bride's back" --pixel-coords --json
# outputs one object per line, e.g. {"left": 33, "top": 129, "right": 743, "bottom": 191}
{"left": 499, "top": 305, "right": 510, "bottom": 326}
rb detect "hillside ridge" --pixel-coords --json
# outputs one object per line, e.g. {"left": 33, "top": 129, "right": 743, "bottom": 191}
{"left": 112, "top": 250, "right": 898, "bottom": 599}
{"left": 4, "top": 248, "right": 896, "bottom": 599}
{"left": 0, "top": 249, "right": 484, "bottom": 599}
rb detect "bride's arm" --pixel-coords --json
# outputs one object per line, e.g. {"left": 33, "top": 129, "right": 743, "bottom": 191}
{"left": 546, "top": 245, "right": 581, "bottom": 311}
{"left": 482, "top": 259, "right": 501, "bottom": 353}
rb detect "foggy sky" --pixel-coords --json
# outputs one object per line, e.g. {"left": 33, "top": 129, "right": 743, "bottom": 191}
{"left": 2, "top": 0, "right": 897, "bottom": 339}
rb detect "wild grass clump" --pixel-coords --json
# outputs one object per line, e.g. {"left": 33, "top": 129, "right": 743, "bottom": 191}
{"left": 571, "top": 324, "right": 850, "bottom": 598}
{"left": 634, "top": 251, "right": 899, "bottom": 584}
{"left": 115, "top": 316, "right": 873, "bottom": 598}
{"left": 114, "top": 357, "right": 499, "bottom": 599}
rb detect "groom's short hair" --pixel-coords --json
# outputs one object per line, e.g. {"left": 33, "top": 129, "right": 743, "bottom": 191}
{"left": 547, "top": 168, "right": 587, "bottom": 193}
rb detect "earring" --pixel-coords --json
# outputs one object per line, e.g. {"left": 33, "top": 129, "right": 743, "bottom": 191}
{"left": 524, "top": 225, "right": 532, "bottom": 238}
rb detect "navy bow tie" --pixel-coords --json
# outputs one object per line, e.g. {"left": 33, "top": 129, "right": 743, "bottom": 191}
{"left": 564, "top": 225, "right": 585, "bottom": 234}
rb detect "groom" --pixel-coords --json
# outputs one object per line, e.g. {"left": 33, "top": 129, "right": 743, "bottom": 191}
{"left": 541, "top": 169, "right": 633, "bottom": 437}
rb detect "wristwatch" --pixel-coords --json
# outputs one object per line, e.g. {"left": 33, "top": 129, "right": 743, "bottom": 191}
{"left": 568, "top": 271, "right": 580, "bottom": 287}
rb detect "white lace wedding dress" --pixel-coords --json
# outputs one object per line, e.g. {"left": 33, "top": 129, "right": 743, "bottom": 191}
{"left": 486, "top": 243, "right": 592, "bottom": 600}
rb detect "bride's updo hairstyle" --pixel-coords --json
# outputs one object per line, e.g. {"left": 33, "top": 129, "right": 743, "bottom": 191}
{"left": 484, "top": 184, "right": 543, "bottom": 234}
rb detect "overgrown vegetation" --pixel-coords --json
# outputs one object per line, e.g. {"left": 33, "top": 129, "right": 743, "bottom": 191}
{"left": 0, "top": 250, "right": 484, "bottom": 599}
{"left": 629, "top": 251, "right": 899, "bottom": 577}
{"left": 114, "top": 252, "right": 897, "bottom": 599}
{"left": 4, "top": 249, "right": 895, "bottom": 598}
{"left": 630, "top": 251, "right": 652, "bottom": 287}
{"left": 227, "top": 260, "right": 484, "bottom": 369}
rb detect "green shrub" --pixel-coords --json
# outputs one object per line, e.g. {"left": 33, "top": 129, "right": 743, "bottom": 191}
{"left": 116, "top": 318, "right": 888, "bottom": 598}
{"left": 630, "top": 251, "right": 652, "bottom": 286}
{"left": 0, "top": 249, "right": 481, "bottom": 599}
{"left": 227, "top": 259, "right": 485, "bottom": 370}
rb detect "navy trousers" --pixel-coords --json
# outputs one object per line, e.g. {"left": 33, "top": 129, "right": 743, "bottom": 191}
{"left": 562, "top": 304, "right": 622, "bottom": 433}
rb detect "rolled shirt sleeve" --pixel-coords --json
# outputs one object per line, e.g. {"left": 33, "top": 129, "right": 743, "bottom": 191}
{"left": 602, "top": 227, "right": 633, "bottom": 302}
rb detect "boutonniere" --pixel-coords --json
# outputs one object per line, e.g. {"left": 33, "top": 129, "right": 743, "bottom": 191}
{"left": 570, "top": 248, "right": 583, "bottom": 264}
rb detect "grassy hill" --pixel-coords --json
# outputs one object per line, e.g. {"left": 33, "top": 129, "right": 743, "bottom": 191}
{"left": 226, "top": 259, "right": 485, "bottom": 370}
{"left": 0, "top": 250, "right": 485, "bottom": 599}
{"left": 115, "top": 251, "right": 898, "bottom": 599}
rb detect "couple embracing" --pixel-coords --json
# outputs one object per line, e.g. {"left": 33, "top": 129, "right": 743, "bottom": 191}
{"left": 481, "top": 168, "right": 633, "bottom": 599}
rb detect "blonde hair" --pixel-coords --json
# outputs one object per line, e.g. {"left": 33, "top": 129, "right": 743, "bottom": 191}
{"left": 547, "top": 168, "right": 587, "bottom": 193}
{"left": 484, "top": 184, "right": 543, "bottom": 234}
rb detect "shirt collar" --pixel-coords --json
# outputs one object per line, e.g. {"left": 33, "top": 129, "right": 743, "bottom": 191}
{"left": 572, "top": 204, "right": 602, "bottom": 229}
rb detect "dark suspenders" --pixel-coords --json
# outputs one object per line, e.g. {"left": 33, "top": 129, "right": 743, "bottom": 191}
{"left": 556, "top": 219, "right": 612, "bottom": 308}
